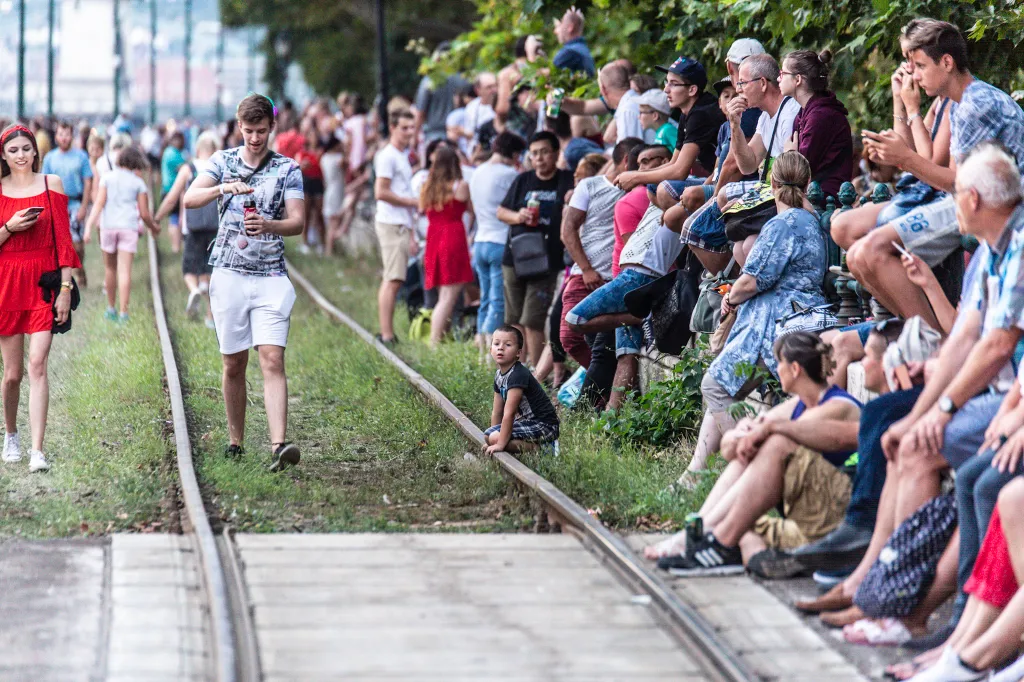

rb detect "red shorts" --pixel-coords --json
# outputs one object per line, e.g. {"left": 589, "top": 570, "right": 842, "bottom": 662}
{"left": 964, "top": 506, "right": 1019, "bottom": 609}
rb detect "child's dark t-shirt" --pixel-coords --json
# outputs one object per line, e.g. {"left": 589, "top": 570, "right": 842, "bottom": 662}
{"left": 494, "top": 362, "right": 559, "bottom": 426}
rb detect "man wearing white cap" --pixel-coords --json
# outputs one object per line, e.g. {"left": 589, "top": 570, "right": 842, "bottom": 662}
{"left": 726, "top": 38, "right": 766, "bottom": 81}
{"left": 637, "top": 89, "right": 677, "bottom": 149}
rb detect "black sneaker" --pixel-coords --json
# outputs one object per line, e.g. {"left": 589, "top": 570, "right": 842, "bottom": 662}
{"left": 665, "top": 532, "right": 744, "bottom": 576}
{"left": 224, "top": 444, "right": 245, "bottom": 459}
{"left": 269, "top": 442, "right": 301, "bottom": 472}
{"left": 374, "top": 333, "right": 399, "bottom": 348}
{"left": 747, "top": 548, "right": 808, "bottom": 580}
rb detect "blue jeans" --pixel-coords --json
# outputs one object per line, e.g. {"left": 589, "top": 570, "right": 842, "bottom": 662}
{"left": 955, "top": 450, "right": 1023, "bottom": 593}
{"left": 942, "top": 392, "right": 1005, "bottom": 469}
{"left": 846, "top": 387, "right": 922, "bottom": 530}
{"left": 564, "top": 268, "right": 656, "bottom": 356}
{"left": 473, "top": 241, "right": 505, "bottom": 335}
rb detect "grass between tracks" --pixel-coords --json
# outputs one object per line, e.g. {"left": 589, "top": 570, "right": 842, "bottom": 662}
{"left": 0, "top": 239, "right": 176, "bottom": 538}
{"left": 288, "top": 249, "right": 719, "bottom": 530}
{"left": 157, "top": 242, "right": 528, "bottom": 533}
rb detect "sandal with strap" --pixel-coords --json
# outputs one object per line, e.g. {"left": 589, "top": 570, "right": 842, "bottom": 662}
{"left": 843, "top": 618, "right": 913, "bottom": 647}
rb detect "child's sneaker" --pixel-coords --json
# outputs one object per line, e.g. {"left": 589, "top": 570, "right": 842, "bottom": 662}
{"left": 118, "top": 312, "right": 129, "bottom": 323}
{"left": 104, "top": 307, "right": 117, "bottom": 321}
{"left": 3, "top": 432, "right": 22, "bottom": 463}
{"left": 268, "top": 442, "right": 300, "bottom": 472}
{"left": 205, "top": 318, "right": 216, "bottom": 330}
{"left": 185, "top": 289, "right": 201, "bottom": 317}
{"left": 29, "top": 450, "right": 50, "bottom": 473}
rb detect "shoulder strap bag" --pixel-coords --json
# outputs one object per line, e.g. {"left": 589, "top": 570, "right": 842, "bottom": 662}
{"left": 37, "top": 177, "right": 81, "bottom": 334}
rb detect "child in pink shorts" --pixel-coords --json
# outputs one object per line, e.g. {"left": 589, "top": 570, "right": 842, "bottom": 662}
{"left": 84, "top": 146, "right": 159, "bottom": 322}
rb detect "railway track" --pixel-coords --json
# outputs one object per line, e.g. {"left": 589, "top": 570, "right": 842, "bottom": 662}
{"left": 145, "top": 232, "right": 756, "bottom": 681}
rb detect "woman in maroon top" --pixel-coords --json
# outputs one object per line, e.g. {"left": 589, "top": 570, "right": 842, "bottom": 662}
{"left": 0, "top": 125, "right": 80, "bottom": 473}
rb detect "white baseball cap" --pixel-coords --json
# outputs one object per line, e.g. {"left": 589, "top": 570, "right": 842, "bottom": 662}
{"left": 726, "top": 38, "right": 766, "bottom": 64}
{"left": 636, "top": 89, "right": 671, "bottom": 116}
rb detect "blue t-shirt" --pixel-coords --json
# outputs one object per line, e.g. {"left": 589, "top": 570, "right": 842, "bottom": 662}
{"left": 791, "top": 384, "right": 862, "bottom": 466}
{"left": 553, "top": 37, "right": 596, "bottom": 78}
{"left": 161, "top": 146, "right": 186, "bottom": 194}
{"left": 41, "top": 148, "right": 92, "bottom": 207}
{"left": 200, "top": 148, "right": 304, "bottom": 276}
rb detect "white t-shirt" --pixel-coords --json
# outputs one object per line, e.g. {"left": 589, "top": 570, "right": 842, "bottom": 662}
{"left": 567, "top": 175, "right": 624, "bottom": 280}
{"left": 374, "top": 143, "right": 415, "bottom": 228}
{"left": 619, "top": 204, "right": 682, "bottom": 277}
{"left": 755, "top": 97, "right": 801, "bottom": 161}
{"left": 615, "top": 90, "right": 649, "bottom": 144}
{"left": 469, "top": 159, "right": 518, "bottom": 245}
{"left": 100, "top": 167, "right": 148, "bottom": 230}
{"left": 464, "top": 98, "right": 496, "bottom": 146}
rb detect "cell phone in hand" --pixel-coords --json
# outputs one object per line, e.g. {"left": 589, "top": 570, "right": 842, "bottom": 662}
{"left": 23, "top": 207, "right": 44, "bottom": 217}
{"left": 891, "top": 240, "right": 911, "bottom": 257}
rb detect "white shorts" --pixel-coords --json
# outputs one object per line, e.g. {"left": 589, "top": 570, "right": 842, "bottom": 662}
{"left": 888, "top": 194, "right": 960, "bottom": 267}
{"left": 209, "top": 268, "right": 297, "bottom": 355}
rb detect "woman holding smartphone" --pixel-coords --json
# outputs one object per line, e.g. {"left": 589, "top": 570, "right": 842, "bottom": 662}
{"left": 0, "top": 124, "right": 80, "bottom": 473}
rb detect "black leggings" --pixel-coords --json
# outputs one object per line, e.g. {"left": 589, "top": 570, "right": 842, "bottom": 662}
{"left": 548, "top": 285, "right": 566, "bottom": 364}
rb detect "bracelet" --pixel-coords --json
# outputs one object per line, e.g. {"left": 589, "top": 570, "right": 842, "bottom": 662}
{"left": 218, "top": 185, "right": 227, "bottom": 196}
{"left": 907, "top": 112, "right": 921, "bottom": 124}
{"left": 0, "top": 223, "right": 7, "bottom": 235}
{"left": 60, "top": 281, "right": 73, "bottom": 290}
{"left": 894, "top": 115, "right": 907, "bottom": 125}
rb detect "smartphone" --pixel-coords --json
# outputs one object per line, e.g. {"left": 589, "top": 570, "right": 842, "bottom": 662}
{"left": 23, "top": 206, "right": 44, "bottom": 216}
{"left": 891, "top": 240, "right": 911, "bottom": 257}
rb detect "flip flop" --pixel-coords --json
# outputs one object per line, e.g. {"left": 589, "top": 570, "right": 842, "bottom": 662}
{"left": 884, "top": 661, "right": 923, "bottom": 681}
{"left": 644, "top": 532, "right": 687, "bottom": 560}
{"left": 843, "top": 618, "right": 913, "bottom": 646}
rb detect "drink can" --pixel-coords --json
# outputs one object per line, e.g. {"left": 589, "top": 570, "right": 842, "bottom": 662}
{"left": 548, "top": 88, "right": 565, "bottom": 118}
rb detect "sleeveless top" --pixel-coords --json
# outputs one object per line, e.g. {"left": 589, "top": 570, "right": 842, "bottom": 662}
{"left": 791, "top": 385, "right": 862, "bottom": 466}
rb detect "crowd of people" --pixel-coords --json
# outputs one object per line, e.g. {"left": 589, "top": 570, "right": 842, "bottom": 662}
{"left": 365, "top": 12, "right": 1024, "bottom": 682}
{"left": 2, "top": 9, "right": 1024, "bottom": 681}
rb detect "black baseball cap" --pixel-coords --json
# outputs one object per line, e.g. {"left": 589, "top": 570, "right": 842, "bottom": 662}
{"left": 655, "top": 56, "right": 708, "bottom": 91}
{"left": 712, "top": 76, "right": 735, "bottom": 96}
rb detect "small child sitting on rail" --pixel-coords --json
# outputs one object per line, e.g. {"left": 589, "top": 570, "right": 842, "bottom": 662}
{"left": 485, "top": 325, "right": 560, "bottom": 454}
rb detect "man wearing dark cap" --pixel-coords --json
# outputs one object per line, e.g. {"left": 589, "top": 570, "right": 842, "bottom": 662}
{"left": 614, "top": 56, "right": 725, "bottom": 195}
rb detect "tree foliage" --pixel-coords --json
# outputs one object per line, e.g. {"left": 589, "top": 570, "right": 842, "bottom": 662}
{"left": 422, "top": 0, "right": 1024, "bottom": 129}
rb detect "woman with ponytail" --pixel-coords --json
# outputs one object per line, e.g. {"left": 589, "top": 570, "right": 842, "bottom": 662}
{"left": 647, "top": 331, "right": 861, "bottom": 578}
{"left": 671, "top": 151, "right": 829, "bottom": 492}
{"left": 779, "top": 49, "right": 853, "bottom": 198}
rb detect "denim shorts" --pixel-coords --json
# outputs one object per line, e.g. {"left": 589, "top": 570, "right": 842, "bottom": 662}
{"left": 651, "top": 177, "right": 707, "bottom": 202}
{"left": 564, "top": 268, "right": 657, "bottom": 356}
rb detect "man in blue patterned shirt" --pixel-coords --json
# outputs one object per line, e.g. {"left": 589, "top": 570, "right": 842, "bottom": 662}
{"left": 184, "top": 94, "right": 306, "bottom": 472}
{"left": 846, "top": 19, "right": 1024, "bottom": 330}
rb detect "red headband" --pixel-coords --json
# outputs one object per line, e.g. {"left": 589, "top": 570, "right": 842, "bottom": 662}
{"left": 1, "top": 125, "right": 34, "bottom": 147}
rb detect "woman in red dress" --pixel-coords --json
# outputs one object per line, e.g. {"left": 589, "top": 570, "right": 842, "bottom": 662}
{"left": 419, "top": 144, "right": 474, "bottom": 347}
{"left": 0, "top": 125, "right": 80, "bottom": 473}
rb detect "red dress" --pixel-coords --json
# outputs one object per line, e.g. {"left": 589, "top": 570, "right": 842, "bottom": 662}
{"left": 964, "top": 505, "right": 1018, "bottom": 609}
{"left": 0, "top": 188, "right": 81, "bottom": 335}
{"left": 423, "top": 197, "right": 473, "bottom": 290}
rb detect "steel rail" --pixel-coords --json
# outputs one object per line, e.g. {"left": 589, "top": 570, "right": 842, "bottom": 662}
{"left": 287, "top": 260, "right": 758, "bottom": 682}
{"left": 147, "top": 234, "right": 248, "bottom": 681}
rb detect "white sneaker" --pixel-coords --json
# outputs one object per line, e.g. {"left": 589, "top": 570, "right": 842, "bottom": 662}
{"left": 3, "top": 432, "right": 21, "bottom": 463}
{"left": 908, "top": 647, "right": 987, "bottom": 682}
{"left": 29, "top": 450, "right": 50, "bottom": 473}
{"left": 185, "top": 289, "right": 201, "bottom": 316}
{"left": 205, "top": 317, "right": 216, "bottom": 330}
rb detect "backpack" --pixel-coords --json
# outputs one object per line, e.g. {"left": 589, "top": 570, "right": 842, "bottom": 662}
{"left": 184, "top": 161, "right": 220, "bottom": 234}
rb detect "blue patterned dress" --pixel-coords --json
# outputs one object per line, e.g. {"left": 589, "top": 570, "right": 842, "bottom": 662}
{"left": 708, "top": 208, "right": 827, "bottom": 396}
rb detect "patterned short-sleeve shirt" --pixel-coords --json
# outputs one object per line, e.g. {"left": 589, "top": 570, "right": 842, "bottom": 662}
{"left": 951, "top": 80, "right": 1024, "bottom": 174}
{"left": 200, "top": 148, "right": 304, "bottom": 276}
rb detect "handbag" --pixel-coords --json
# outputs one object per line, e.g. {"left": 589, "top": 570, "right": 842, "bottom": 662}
{"left": 854, "top": 494, "right": 957, "bottom": 618}
{"left": 709, "top": 311, "right": 737, "bottom": 356}
{"left": 722, "top": 96, "right": 794, "bottom": 242}
{"left": 509, "top": 230, "right": 551, "bottom": 279}
{"left": 37, "top": 177, "right": 80, "bottom": 334}
{"left": 774, "top": 301, "right": 840, "bottom": 339}
{"left": 624, "top": 250, "right": 702, "bottom": 355}
{"left": 690, "top": 257, "right": 736, "bottom": 334}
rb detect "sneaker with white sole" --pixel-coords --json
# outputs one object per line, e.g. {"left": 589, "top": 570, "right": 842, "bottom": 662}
{"left": 29, "top": 450, "right": 50, "bottom": 473}
{"left": 185, "top": 289, "right": 202, "bottom": 317}
{"left": 3, "top": 432, "right": 22, "bottom": 463}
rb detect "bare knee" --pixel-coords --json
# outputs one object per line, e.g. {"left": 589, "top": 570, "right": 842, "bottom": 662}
{"left": 831, "top": 206, "right": 873, "bottom": 250}
{"left": 223, "top": 353, "right": 248, "bottom": 380}
{"left": 655, "top": 183, "right": 677, "bottom": 211}
{"left": 681, "top": 186, "right": 707, "bottom": 214}
{"left": 26, "top": 353, "right": 47, "bottom": 382}
{"left": 258, "top": 348, "right": 286, "bottom": 376}
{"left": 663, "top": 203, "right": 688, "bottom": 232}
{"left": 3, "top": 361, "right": 23, "bottom": 388}
{"left": 831, "top": 330, "right": 865, "bottom": 365}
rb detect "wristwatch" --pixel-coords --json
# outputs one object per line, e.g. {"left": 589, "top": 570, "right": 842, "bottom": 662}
{"left": 938, "top": 396, "right": 958, "bottom": 415}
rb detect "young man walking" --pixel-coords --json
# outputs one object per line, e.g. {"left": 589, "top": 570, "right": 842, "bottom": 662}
{"left": 373, "top": 109, "right": 418, "bottom": 345}
{"left": 184, "top": 94, "right": 306, "bottom": 472}
{"left": 42, "top": 120, "right": 93, "bottom": 286}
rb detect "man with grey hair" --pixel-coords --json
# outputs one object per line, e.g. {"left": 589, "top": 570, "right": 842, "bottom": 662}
{"left": 559, "top": 62, "right": 646, "bottom": 143}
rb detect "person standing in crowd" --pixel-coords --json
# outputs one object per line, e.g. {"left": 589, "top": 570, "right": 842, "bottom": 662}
{"left": 552, "top": 7, "right": 595, "bottom": 77}
{"left": 320, "top": 136, "right": 346, "bottom": 256}
{"left": 161, "top": 131, "right": 187, "bottom": 254}
{"left": 183, "top": 94, "right": 306, "bottom": 473}
{"left": 415, "top": 42, "right": 470, "bottom": 144}
{"left": 41, "top": 121, "right": 92, "bottom": 287}
{"left": 496, "top": 131, "right": 573, "bottom": 368}
{"left": 155, "top": 131, "right": 223, "bottom": 329}
{"left": 779, "top": 49, "right": 853, "bottom": 198}
{"left": 460, "top": 73, "right": 497, "bottom": 156}
{"left": 0, "top": 125, "right": 81, "bottom": 474}
{"left": 84, "top": 147, "right": 160, "bottom": 322}
{"left": 373, "top": 109, "right": 419, "bottom": 346}
{"left": 559, "top": 62, "right": 648, "bottom": 143}
{"left": 469, "top": 132, "right": 527, "bottom": 353}
{"left": 93, "top": 133, "right": 130, "bottom": 204}
{"left": 272, "top": 114, "right": 304, "bottom": 161}
{"left": 295, "top": 123, "right": 325, "bottom": 254}
{"left": 420, "top": 145, "right": 475, "bottom": 346}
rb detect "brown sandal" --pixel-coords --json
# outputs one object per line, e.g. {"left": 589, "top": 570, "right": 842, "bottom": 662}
{"left": 794, "top": 584, "right": 853, "bottom": 613}
{"left": 821, "top": 605, "right": 865, "bottom": 628}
